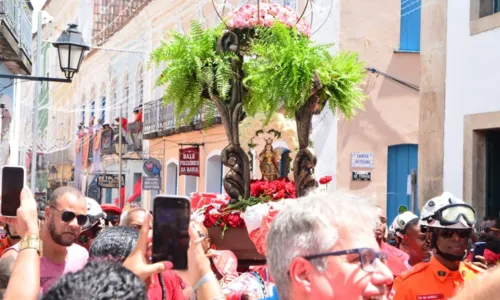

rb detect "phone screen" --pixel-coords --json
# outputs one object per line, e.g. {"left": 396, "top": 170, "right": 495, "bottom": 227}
{"left": 472, "top": 242, "right": 487, "bottom": 262}
{"left": 1, "top": 167, "right": 24, "bottom": 217}
{"left": 152, "top": 196, "right": 190, "bottom": 269}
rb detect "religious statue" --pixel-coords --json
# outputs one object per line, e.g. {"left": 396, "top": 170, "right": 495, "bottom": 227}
{"left": 258, "top": 138, "right": 282, "bottom": 181}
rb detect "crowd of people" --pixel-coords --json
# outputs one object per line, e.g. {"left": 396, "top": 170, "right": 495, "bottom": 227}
{"left": 0, "top": 186, "right": 499, "bottom": 299}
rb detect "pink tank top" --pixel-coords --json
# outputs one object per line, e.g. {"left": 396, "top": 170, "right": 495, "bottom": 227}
{"left": 6, "top": 243, "right": 88, "bottom": 294}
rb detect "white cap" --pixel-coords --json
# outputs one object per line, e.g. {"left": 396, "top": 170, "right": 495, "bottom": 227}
{"left": 389, "top": 211, "right": 419, "bottom": 234}
{"left": 85, "top": 197, "right": 105, "bottom": 229}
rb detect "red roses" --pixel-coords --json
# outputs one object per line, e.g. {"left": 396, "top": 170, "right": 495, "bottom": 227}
{"left": 202, "top": 203, "right": 246, "bottom": 230}
{"left": 319, "top": 176, "right": 332, "bottom": 185}
{"left": 250, "top": 178, "right": 296, "bottom": 200}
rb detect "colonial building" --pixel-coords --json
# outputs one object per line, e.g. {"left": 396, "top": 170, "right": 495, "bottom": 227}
{"left": 418, "top": 0, "right": 500, "bottom": 221}
{"left": 0, "top": 0, "right": 32, "bottom": 180}
{"left": 335, "top": 0, "right": 421, "bottom": 224}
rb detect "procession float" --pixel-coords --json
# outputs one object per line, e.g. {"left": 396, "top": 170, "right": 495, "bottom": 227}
{"left": 151, "top": 0, "right": 366, "bottom": 298}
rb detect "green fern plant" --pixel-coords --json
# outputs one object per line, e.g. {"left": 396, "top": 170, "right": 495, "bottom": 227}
{"left": 242, "top": 22, "right": 366, "bottom": 121}
{"left": 150, "top": 21, "right": 234, "bottom": 125}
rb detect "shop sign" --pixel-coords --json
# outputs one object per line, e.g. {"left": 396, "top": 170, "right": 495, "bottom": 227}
{"left": 352, "top": 171, "right": 371, "bottom": 181}
{"left": 97, "top": 174, "right": 125, "bottom": 188}
{"left": 143, "top": 177, "right": 161, "bottom": 190}
{"left": 351, "top": 152, "right": 374, "bottom": 168}
{"left": 143, "top": 158, "right": 162, "bottom": 177}
{"left": 179, "top": 147, "right": 200, "bottom": 176}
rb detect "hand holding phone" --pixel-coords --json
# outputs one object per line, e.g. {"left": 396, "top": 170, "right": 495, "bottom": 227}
{"left": 472, "top": 242, "right": 487, "bottom": 262}
{"left": 1, "top": 166, "right": 25, "bottom": 217}
{"left": 152, "top": 195, "right": 191, "bottom": 270}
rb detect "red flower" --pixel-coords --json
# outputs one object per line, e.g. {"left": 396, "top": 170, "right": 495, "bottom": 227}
{"left": 226, "top": 213, "right": 242, "bottom": 227}
{"left": 319, "top": 176, "right": 332, "bottom": 185}
{"left": 273, "top": 190, "right": 286, "bottom": 200}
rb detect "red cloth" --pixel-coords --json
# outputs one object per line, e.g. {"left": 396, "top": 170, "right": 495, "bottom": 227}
{"left": 190, "top": 192, "right": 229, "bottom": 211}
{"left": 114, "top": 187, "right": 126, "bottom": 208}
{"left": 134, "top": 111, "right": 143, "bottom": 123}
{"left": 126, "top": 177, "right": 142, "bottom": 203}
{"left": 380, "top": 242, "right": 410, "bottom": 277}
{"left": 147, "top": 271, "right": 184, "bottom": 300}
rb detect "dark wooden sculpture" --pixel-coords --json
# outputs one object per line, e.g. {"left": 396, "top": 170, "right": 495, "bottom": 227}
{"left": 212, "top": 31, "right": 251, "bottom": 203}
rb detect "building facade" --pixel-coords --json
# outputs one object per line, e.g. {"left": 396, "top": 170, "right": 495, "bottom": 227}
{"left": 0, "top": 0, "right": 32, "bottom": 184}
{"left": 336, "top": 0, "right": 421, "bottom": 223}
{"left": 419, "top": 0, "right": 500, "bottom": 221}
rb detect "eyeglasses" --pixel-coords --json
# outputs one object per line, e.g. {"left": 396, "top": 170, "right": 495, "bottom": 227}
{"left": 304, "top": 248, "right": 387, "bottom": 273}
{"left": 435, "top": 204, "right": 476, "bottom": 227}
{"left": 480, "top": 227, "right": 500, "bottom": 233}
{"left": 50, "top": 206, "right": 89, "bottom": 227}
{"left": 437, "top": 229, "right": 472, "bottom": 239}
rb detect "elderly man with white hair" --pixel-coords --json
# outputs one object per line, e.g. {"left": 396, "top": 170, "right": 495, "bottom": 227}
{"left": 266, "top": 191, "right": 393, "bottom": 300}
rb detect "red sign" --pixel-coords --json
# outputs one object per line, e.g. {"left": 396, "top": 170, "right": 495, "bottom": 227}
{"left": 179, "top": 147, "right": 200, "bottom": 176}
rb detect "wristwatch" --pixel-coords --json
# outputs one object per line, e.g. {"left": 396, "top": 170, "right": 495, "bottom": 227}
{"left": 19, "top": 234, "right": 43, "bottom": 257}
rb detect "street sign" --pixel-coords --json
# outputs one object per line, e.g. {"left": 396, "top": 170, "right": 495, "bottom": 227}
{"left": 352, "top": 171, "right": 371, "bottom": 181}
{"left": 97, "top": 174, "right": 125, "bottom": 189}
{"left": 143, "top": 177, "right": 161, "bottom": 191}
{"left": 351, "top": 152, "right": 374, "bottom": 168}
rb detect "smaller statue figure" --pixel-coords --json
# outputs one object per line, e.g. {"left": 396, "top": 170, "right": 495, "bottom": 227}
{"left": 258, "top": 138, "right": 281, "bottom": 181}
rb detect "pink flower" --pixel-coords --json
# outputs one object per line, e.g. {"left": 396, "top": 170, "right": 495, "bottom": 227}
{"left": 227, "top": 19, "right": 235, "bottom": 27}
{"left": 263, "top": 15, "right": 275, "bottom": 27}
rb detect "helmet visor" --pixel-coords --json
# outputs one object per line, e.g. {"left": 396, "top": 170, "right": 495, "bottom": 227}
{"left": 439, "top": 204, "right": 476, "bottom": 226}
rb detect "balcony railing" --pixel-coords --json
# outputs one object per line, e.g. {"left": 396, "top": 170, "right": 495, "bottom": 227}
{"left": 100, "top": 121, "right": 143, "bottom": 156}
{"left": 0, "top": 0, "right": 33, "bottom": 59}
{"left": 143, "top": 99, "right": 222, "bottom": 139}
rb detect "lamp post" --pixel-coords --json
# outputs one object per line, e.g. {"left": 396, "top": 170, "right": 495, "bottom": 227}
{"left": 0, "top": 18, "right": 90, "bottom": 191}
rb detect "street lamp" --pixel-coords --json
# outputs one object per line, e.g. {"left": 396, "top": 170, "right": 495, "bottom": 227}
{"left": 52, "top": 24, "right": 90, "bottom": 80}
{"left": 0, "top": 23, "right": 89, "bottom": 83}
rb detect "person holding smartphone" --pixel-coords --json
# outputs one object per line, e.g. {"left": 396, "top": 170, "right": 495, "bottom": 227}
{"left": 0, "top": 186, "right": 89, "bottom": 295}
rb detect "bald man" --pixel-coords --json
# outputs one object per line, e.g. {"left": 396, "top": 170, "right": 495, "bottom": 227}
{"left": 120, "top": 208, "right": 146, "bottom": 231}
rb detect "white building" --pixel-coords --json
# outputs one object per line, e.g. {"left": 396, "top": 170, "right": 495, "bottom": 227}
{"left": 419, "top": 0, "right": 500, "bottom": 220}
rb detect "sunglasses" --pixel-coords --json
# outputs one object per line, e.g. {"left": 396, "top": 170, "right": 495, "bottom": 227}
{"left": 437, "top": 229, "right": 472, "bottom": 239}
{"left": 304, "top": 248, "right": 387, "bottom": 273}
{"left": 51, "top": 206, "right": 89, "bottom": 227}
{"left": 480, "top": 227, "right": 500, "bottom": 233}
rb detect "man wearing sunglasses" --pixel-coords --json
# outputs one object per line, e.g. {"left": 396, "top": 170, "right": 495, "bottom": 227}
{"left": 389, "top": 192, "right": 483, "bottom": 300}
{"left": 0, "top": 186, "right": 89, "bottom": 295}
{"left": 266, "top": 191, "right": 393, "bottom": 300}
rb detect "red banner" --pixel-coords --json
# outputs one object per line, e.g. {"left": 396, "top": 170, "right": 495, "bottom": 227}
{"left": 179, "top": 147, "right": 200, "bottom": 176}
{"left": 94, "top": 130, "right": 102, "bottom": 151}
{"left": 82, "top": 135, "right": 90, "bottom": 169}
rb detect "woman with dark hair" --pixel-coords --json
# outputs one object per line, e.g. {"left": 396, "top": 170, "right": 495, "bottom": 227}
{"left": 89, "top": 226, "right": 184, "bottom": 300}
{"left": 89, "top": 226, "right": 138, "bottom": 261}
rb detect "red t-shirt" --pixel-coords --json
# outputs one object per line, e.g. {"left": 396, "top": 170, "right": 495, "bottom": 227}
{"left": 147, "top": 271, "right": 184, "bottom": 300}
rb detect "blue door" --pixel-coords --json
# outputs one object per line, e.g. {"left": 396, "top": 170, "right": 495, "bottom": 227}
{"left": 387, "top": 144, "right": 418, "bottom": 225}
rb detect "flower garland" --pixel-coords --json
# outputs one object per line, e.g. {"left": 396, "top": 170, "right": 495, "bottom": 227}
{"left": 239, "top": 112, "right": 298, "bottom": 166}
{"left": 227, "top": 3, "right": 312, "bottom": 36}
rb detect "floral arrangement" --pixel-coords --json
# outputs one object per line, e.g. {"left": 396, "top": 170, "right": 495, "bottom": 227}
{"left": 226, "top": 3, "right": 312, "bottom": 36}
{"left": 250, "top": 178, "right": 296, "bottom": 200}
{"left": 202, "top": 202, "right": 246, "bottom": 231}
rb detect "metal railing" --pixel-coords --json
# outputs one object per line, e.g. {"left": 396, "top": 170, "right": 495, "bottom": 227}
{"left": 0, "top": 0, "right": 33, "bottom": 59}
{"left": 143, "top": 99, "right": 222, "bottom": 137}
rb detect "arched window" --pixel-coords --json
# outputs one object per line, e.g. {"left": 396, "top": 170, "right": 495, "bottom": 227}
{"left": 206, "top": 153, "right": 223, "bottom": 193}
{"left": 136, "top": 64, "right": 144, "bottom": 108}
{"left": 100, "top": 82, "right": 106, "bottom": 123}
{"left": 109, "top": 78, "right": 117, "bottom": 122}
{"left": 81, "top": 94, "right": 86, "bottom": 125}
{"left": 122, "top": 73, "right": 130, "bottom": 120}
{"left": 185, "top": 176, "right": 197, "bottom": 196}
{"left": 166, "top": 162, "right": 178, "bottom": 195}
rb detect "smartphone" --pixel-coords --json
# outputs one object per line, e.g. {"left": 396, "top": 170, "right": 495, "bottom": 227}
{"left": 152, "top": 195, "right": 191, "bottom": 270}
{"left": 1, "top": 166, "right": 25, "bottom": 217}
{"left": 472, "top": 242, "right": 487, "bottom": 262}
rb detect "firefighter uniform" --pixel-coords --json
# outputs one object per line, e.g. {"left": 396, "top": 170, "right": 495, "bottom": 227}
{"left": 389, "top": 256, "right": 483, "bottom": 300}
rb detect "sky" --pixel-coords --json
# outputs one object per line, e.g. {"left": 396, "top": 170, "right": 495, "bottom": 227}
{"left": 30, "top": 0, "right": 48, "bottom": 33}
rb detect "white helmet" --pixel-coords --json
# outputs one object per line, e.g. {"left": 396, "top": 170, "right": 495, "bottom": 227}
{"left": 419, "top": 192, "right": 476, "bottom": 230}
{"left": 389, "top": 211, "right": 419, "bottom": 236}
{"left": 85, "top": 197, "right": 105, "bottom": 230}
